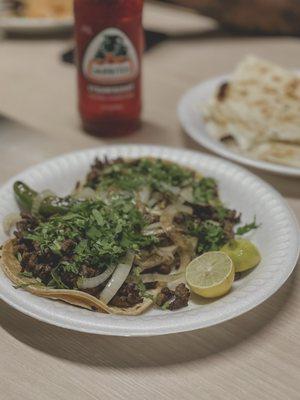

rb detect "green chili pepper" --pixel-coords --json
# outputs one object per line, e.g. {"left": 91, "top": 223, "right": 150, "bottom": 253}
{"left": 13, "top": 181, "right": 72, "bottom": 217}
{"left": 14, "top": 181, "right": 37, "bottom": 212}
{"left": 39, "top": 197, "right": 72, "bottom": 217}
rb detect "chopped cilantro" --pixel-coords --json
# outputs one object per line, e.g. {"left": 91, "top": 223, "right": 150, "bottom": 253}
{"left": 89, "top": 158, "right": 194, "bottom": 194}
{"left": 132, "top": 267, "right": 154, "bottom": 300}
{"left": 24, "top": 196, "right": 157, "bottom": 278}
{"left": 193, "top": 178, "right": 218, "bottom": 205}
{"left": 161, "top": 300, "right": 171, "bottom": 310}
{"left": 236, "top": 218, "right": 260, "bottom": 235}
{"left": 51, "top": 269, "right": 69, "bottom": 289}
{"left": 186, "top": 220, "right": 228, "bottom": 254}
{"left": 215, "top": 205, "right": 229, "bottom": 221}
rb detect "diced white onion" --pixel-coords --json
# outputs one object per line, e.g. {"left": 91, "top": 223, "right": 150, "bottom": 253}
{"left": 156, "top": 245, "right": 177, "bottom": 258}
{"left": 143, "top": 222, "right": 161, "bottom": 232}
{"left": 138, "top": 186, "right": 151, "bottom": 204}
{"left": 177, "top": 204, "right": 193, "bottom": 214}
{"left": 171, "top": 235, "right": 198, "bottom": 273}
{"left": 159, "top": 183, "right": 181, "bottom": 195}
{"left": 167, "top": 276, "right": 187, "bottom": 290}
{"left": 147, "top": 192, "right": 163, "bottom": 208}
{"left": 3, "top": 213, "right": 22, "bottom": 236}
{"left": 77, "top": 264, "right": 116, "bottom": 289}
{"left": 178, "top": 250, "right": 193, "bottom": 273}
{"left": 137, "top": 246, "right": 177, "bottom": 270}
{"left": 72, "top": 187, "right": 97, "bottom": 200}
{"left": 180, "top": 186, "right": 194, "bottom": 203}
{"left": 100, "top": 252, "right": 135, "bottom": 304}
{"left": 160, "top": 203, "right": 193, "bottom": 232}
{"left": 141, "top": 272, "right": 183, "bottom": 283}
{"left": 143, "top": 229, "right": 165, "bottom": 236}
{"left": 137, "top": 253, "right": 166, "bottom": 269}
{"left": 148, "top": 209, "right": 163, "bottom": 217}
{"left": 142, "top": 222, "right": 162, "bottom": 236}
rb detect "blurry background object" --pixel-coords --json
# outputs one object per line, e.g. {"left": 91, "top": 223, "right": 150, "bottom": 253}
{"left": 2, "top": 0, "right": 73, "bottom": 18}
{"left": 0, "top": 0, "right": 73, "bottom": 34}
{"left": 162, "top": 0, "right": 300, "bottom": 35}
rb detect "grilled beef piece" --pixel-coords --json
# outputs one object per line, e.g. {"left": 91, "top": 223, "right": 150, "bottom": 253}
{"left": 80, "top": 264, "right": 99, "bottom": 278}
{"left": 61, "top": 239, "right": 76, "bottom": 255}
{"left": 60, "top": 271, "right": 78, "bottom": 289}
{"left": 84, "top": 281, "right": 158, "bottom": 302}
{"left": 82, "top": 283, "right": 107, "bottom": 297}
{"left": 174, "top": 214, "right": 185, "bottom": 224}
{"left": 15, "top": 212, "right": 38, "bottom": 234}
{"left": 156, "top": 283, "right": 190, "bottom": 310}
{"left": 110, "top": 282, "right": 143, "bottom": 308}
{"left": 18, "top": 248, "right": 52, "bottom": 284}
{"left": 169, "top": 283, "right": 190, "bottom": 310}
{"left": 20, "top": 253, "right": 37, "bottom": 271}
{"left": 86, "top": 157, "right": 123, "bottom": 188}
{"left": 158, "top": 264, "right": 172, "bottom": 274}
{"left": 143, "top": 263, "right": 172, "bottom": 275}
{"left": 156, "top": 286, "right": 174, "bottom": 307}
{"left": 144, "top": 281, "right": 158, "bottom": 290}
{"left": 189, "top": 203, "right": 240, "bottom": 224}
{"left": 191, "top": 204, "right": 216, "bottom": 220}
{"left": 33, "top": 264, "right": 52, "bottom": 285}
{"left": 223, "top": 210, "right": 241, "bottom": 239}
{"left": 16, "top": 241, "right": 32, "bottom": 255}
{"left": 226, "top": 210, "right": 241, "bottom": 223}
{"left": 86, "top": 157, "right": 109, "bottom": 187}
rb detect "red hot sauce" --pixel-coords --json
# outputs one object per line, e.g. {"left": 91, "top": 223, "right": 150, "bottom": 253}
{"left": 74, "top": 0, "right": 143, "bottom": 137}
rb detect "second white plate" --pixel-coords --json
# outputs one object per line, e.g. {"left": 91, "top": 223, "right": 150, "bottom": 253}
{"left": 0, "top": 16, "right": 73, "bottom": 34}
{"left": 178, "top": 75, "right": 300, "bottom": 177}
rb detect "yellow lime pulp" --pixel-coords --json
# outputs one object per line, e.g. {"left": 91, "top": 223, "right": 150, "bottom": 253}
{"left": 186, "top": 251, "right": 234, "bottom": 298}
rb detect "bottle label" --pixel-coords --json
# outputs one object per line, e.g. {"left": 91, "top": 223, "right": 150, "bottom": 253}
{"left": 83, "top": 27, "right": 139, "bottom": 86}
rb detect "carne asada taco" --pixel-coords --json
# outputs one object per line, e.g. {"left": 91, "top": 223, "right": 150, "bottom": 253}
{"left": 0, "top": 157, "right": 258, "bottom": 315}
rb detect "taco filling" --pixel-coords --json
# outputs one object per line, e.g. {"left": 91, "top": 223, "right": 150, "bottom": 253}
{"left": 1, "top": 157, "right": 255, "bottom": 315}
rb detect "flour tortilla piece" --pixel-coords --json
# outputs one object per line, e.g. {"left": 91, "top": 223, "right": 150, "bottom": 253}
{"left": 0, "top": 240, "right": 159, "bottom": 316}
{"left": 253, "top": 142, "right": 300, "bottom": 168}
{"left": 204, "top": 115, "right": 263, "bottom": 151}
{"left": 204, "top": 56, "right": 300, "bottom": 150}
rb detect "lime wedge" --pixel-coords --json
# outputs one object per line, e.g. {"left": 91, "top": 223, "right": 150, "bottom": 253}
{"left": 221, "top": 239, "right": 261, "bottom": 272}
{"left": 186, "top": 251, "right": 234, "bottom": 298}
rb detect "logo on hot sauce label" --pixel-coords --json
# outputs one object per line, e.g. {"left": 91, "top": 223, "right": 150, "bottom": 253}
{"left": 83, "top": 28, "right": 139, "bottom": 85}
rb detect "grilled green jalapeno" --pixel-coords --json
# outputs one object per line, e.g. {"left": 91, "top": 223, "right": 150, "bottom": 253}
{"left": 13, "top": 181, "right": 71, "bottom": 217}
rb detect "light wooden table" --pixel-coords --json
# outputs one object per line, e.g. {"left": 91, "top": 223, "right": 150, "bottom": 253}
{"left": 0, "top": 3, "right": 299, "bottom": 399}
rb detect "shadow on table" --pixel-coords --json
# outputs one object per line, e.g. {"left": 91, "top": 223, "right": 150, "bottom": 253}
{"left": 0, "top": 265, "right": 297, "bottom": 370}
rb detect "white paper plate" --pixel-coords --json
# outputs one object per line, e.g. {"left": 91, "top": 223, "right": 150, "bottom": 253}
{"left": 0, "top": 16, "right": 73, "bottom": 34}
{"left": 0, "top": 145, "right": 299, "bottom": 336}
{"left": 178, "top": 75, "right": 300, "bottom": 177}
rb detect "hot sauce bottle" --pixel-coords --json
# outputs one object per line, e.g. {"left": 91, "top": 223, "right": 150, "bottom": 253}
{"left": 74, "top": 0, "right": 143, "bottom": 137}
